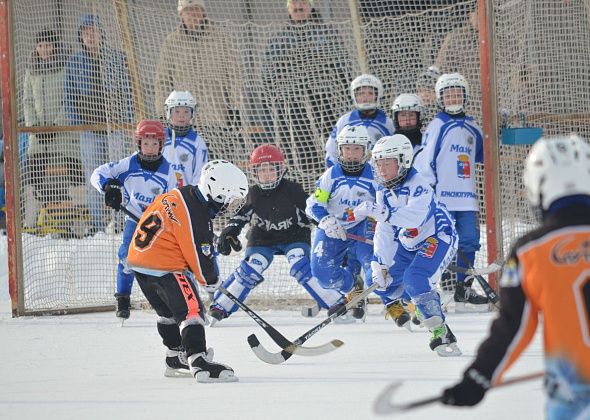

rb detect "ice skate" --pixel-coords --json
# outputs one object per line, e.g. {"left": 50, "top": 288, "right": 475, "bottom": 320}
{"left": 385, "top": 300, "right": 412, "bottom": 331}
{"left": 454, "top": 279, "right": 489, "bottom": 313}
{"left": 164, "top": 347, "right": 191, "bottom": 377}
{"left": 165, "top": 347, "right": 214, "bottom": 378}
{"left": 115, "top": 294, "right": 130, "bottom": 324}
{"left": 208, "top": 306, "right": 227, "bottom": 327}
{"left": 347, "top": 275, "right": 367, "bottom": 321}
{"left": 328, "top": 301, "right": 355, "bottom": 324}
{"left": 188, "top": 351, "right": 238, "bottom": 383}
{"left": 429, "top": 323, "right": 462, "bottom": 357}
{"left": 301, "top": 302, "right": 321, "bottom": 317}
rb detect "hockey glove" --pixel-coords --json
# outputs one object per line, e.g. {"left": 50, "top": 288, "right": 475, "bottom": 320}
{"left": 318, "top": 215, "right": 347, "bottom": 241}
{"left": 217, "top": 222, "right": 243, "bottom": 256}
{"left": 441, "top": 368, "right": 490, "bottom": 406}
{"left": 205, "top": 276, "right": 222, "bottom": 294}
{"left": 353, "top": 202, "right": 391, "bottom": 223}
{"left": 104, "top": 179, "right": 123, "bottom": 211}
{"left": 370, "top": 260, "right": 393, "bottom": 290}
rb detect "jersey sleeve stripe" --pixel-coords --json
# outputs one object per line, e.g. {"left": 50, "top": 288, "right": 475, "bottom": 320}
{"left": 490, "top": 299, "right": 539, "bottom": 386}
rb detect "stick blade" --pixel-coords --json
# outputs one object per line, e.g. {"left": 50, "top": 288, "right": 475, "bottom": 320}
{"left": 373, "top": 382, "right": 404, "bottom": 415}
{"left": 287, "top": 339, "right": 344, "bottom": 356}
{"left": 373, "top": 381, "right": 442, "bottom": 415}
{"left": 247, "top": 334, "right": 289, "bottom": 364}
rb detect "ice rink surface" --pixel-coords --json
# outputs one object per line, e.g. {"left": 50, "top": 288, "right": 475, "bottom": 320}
{"left": 0, "top": 237, "right": 544, "bottom": 420}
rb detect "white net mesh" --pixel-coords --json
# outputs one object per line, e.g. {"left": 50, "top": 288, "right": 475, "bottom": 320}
{"left": 6, "top": 0, "right": 590, "bottom": 313}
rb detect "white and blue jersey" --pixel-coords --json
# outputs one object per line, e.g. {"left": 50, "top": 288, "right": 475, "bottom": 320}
{"left": 306, "top": 163, "right": 379, "bottom": 296}
{"left": 90, "top": 154, "right": 175, "bottom": 296}
{"left": 162, "top": 127, "right": 208, "bottom": 188}
{"left": 413, "top": 112, "right": 483, "bottom": 211}
{"left": 306, "top": 164, "right": 379, "bottom": 230}
{"left": 90, "top": 153, "right": 175, "bottom": 220}
{"left": 325, "top": 109, "right": 395, "bottom": 167}
{"left": 371, "top": 168, "right": 457, "bottom": 311}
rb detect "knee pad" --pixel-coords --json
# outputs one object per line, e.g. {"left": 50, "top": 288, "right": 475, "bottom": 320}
{"left": 287, "top": 248, "right": 312, "bottom": 285}
{"left": 412, "top": 289, "right": 443, "bottom": 322}
{"left": 236, "top": 256, "right": 266, "bottom": 289}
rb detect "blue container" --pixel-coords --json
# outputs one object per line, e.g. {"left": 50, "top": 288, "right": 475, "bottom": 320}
{"left": 501, "top": 127, "right": 543, "bottom": 145}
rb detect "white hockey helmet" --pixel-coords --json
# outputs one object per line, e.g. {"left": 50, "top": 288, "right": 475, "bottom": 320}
{"left": 165, "top": 90, "right": 196, "bottom": 135}
{"left": 336, "top": 125, "right": 371, "bottom": 172}
{"left": 197, "top": 159, "right": 249, "bottom": 216}
{"left": 523, "top": 134, "right": 590, "bottom": 211}
{"left": 435, "top": 73, "right": 469, "bottom": 115}
{"left": 350, "top": 74, "right": 383, "bottom": 112}
{"left": 391, "top": 93, "right": 425, "bottom": 131}
{"left": 371, "top": 134, "right": 414, "bottom": 188}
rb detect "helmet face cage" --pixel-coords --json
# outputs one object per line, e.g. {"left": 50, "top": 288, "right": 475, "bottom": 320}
{"left": 371, "top": 135, "right": 414, "bottom": 189}
{"left": 336, "top": 126, "right": 370, "bottom": 172}
{"left": 135, "top": 120, "right": 165, "bottom": 162}
{"left": 136, "top": 136, "right": 164, "bottom": 162}
{"left": 435, "top": 73, "right": 469, "bottom": 115}
{"left": 165, "top": 91, "right": 196, "bottom": 135}
{"left": 249, "top": 144, "right": 287, "bottom": 190}
{"left": 350, "top": 74, "right": 383, "bottom": 112}
{"left": 391, "top": 93, "right": 424, "bottom": 131}
{"left": 252, "top": 162, "right": 286, "bottom": 190}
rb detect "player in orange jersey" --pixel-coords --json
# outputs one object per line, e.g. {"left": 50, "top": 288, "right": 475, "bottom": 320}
{"left": 442, "top": 134, "right": 590, "bottom": 418}
{"left": 127, "top": 159, "right": 248, "bottom": 383}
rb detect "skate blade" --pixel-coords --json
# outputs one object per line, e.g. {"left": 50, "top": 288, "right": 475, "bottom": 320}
{"left": 334, "top": 314, "right": 356, "bottom": 324}
{"left": 454, "top": 302, "right": 491, "bottom": 313}
{"left": 301, "top": 303, "right": 321, "bottom": 318}
{"left": 164, "top": 368, "right": 192, "bottom": 378}
{"left": 400, "top": 320, "right": 413, "bottom": 332}
{"left": 434, "top": 342, "right": 462, "bottom": 357}
{"left": 195, "top": 370, "right": 239, "bottom": 383}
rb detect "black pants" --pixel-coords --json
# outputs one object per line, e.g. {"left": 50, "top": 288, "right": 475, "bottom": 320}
{"left": 135, "top": 271, "right": 207, "bottom": 357}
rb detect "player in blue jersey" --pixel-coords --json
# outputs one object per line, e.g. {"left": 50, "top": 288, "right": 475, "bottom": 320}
{"left": 307, "top": 125, "right": 379, "bottom": 322}
{"left": 413, "top": 73, "right": 488, "bottom": 310}
{"left": 162, "top": 90, "right": 208, "bottom": 187}
{"left": 325, "top": 74, "right": 394, "bottom": 168}
{"left": 90, "top": 120, "right": 175, "bottom": 320}
{"left": 354, "top": 134, "right": 461, "bottom": 356}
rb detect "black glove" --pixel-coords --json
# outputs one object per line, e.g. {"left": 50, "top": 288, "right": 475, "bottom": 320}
{"left": 104, "top": 179, "right": 123, "bottom": 211}
{"left": 441, "top": 368, "right": 490, "bottom": 407}
{"left": 217, "top": 222, "right": 242, "bottom": 256}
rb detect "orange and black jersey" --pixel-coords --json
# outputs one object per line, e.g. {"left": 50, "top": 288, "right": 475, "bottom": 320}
{"left": 469, "top": 203, "right": 590, "bottom": 386}
{"left": 127, "top": 186, "right": 217, "bottom": 287}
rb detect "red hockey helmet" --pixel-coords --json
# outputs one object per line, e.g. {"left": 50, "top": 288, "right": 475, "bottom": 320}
{"left": 249, "top": 144, "right": 287, "bottom": 189}
{"left": 135, "top": 119, "right": 166, "bottom": 162}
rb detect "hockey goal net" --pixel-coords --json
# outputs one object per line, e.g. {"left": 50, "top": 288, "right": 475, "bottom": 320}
{"left": 2, "top": 0, "right": 590, "bottom": 315}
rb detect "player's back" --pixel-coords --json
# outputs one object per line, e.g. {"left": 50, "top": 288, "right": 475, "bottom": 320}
{"left": 516, "top": 209, "right": 590, "bottom": 382}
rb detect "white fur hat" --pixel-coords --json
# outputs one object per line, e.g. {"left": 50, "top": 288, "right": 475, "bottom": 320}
{"left": 178, "top": 0, "right": 205, "bottom": 14}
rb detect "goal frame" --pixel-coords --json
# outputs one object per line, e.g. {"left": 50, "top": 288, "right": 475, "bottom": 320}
{"left": 1, "top": 0, "right": 503, "bottom": 316}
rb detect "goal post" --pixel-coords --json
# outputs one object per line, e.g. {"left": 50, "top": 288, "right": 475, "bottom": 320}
{"left": 2, "top": 0, "right": 589, "bottom": 316}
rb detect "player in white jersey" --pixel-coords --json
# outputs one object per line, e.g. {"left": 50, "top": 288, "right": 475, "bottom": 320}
{"left": 412, "top": 73, "right": 488, "bottom": 308}
{"left": 162, "top": 90, "right": 208, "bottom": 187}
{"left": 325, "top": 74, "right": 394, "bottom": 167}
{"left": 307, "top": 125, "right": 379, "bottom": 321}
{"left": 354, "top": 134, "right": 461, "bottom": 356}
{"left": 90, "top": 120, "right": 175, "bottom": 320}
